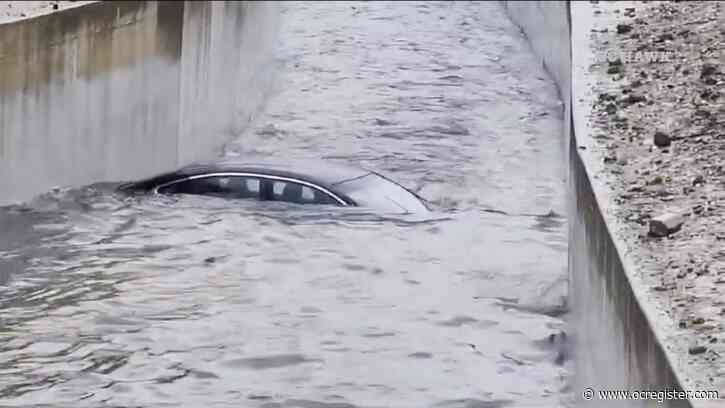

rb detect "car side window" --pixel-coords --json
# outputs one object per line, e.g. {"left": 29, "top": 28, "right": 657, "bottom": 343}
{"left": 235, "top": 177, "right": 261, "bottom": 199}
{"left": 267, "top": 180, "right": 340, "bottom": 205}
{"left": 245, "top": 178, "right": 260, "bottom": 194}
{"left": 302, "top": 186, "right": 340, "bottom": 205}
{"left": 158, "top": 176, "right": 263, "bottom": 199}
{"left": 158, "top": 177, "right": 224, "bottom": 195}
{"left": 272, "top": 181, "right": 288, "bottom": 199}
{"left": 301, "top": 186, "right": 315, "bottom": 202}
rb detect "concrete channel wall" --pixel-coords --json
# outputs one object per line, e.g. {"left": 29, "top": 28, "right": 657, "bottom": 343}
{"left": 0, "top": 1, "right": 277, "bottom": 206}
{"left": 502, "top": 1, "right": 690, "bottom": 407}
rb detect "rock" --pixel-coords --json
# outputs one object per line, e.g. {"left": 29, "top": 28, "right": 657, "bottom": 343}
{"left": 653, "top": 131, "right": 671, "bottom": 147}
{"left": 622, "top": 94, "right": 646, "bottom": 106}
{"left": 701, "top": 63, "right": 717, "bottom": 78}
{"left": 700, "top": 89, "right": 719, "bottom": 101}
{"left": 649, "top": 211, "right": 684, "bottom": 237}
{"left": 695, "top": 109, "right": 710, "bottom": 118}
{"left": 598, "top": 92, "right": 617, "bottom": 102}
{"left": 692, "top": 175, "right": 705, "bottom": 185}
{"left": 616, "top": 24, "right": 632, "bottom": 35}
{"left": 653, "top": 187, "right": 671, "bottom": 198}
{"left": 607, "top": 65, "right": 623, "bottom": 75}
{"left": 689, "top": 345, "right": 707, "bottom": 355}
{"left": 607, "top": 58, "right": 624, "bottom": 75}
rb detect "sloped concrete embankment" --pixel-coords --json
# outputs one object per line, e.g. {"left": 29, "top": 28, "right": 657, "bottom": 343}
{"left": 502, "top": 1, "right": 690, "bottom": 407}
{"left": 0, "top": 1, "right": 278, "bottom": 206}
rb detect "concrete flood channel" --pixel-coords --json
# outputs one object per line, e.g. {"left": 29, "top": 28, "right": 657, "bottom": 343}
{"left": 0, "top": 2, "right": 576, "bottom": 407}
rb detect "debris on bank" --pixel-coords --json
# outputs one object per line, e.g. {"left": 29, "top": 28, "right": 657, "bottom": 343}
{"left": 589, "top": 0, "right": 725, "bottom": 395}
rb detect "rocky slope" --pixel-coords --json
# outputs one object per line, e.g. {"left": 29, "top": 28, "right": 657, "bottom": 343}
{"left": 589, "top": 0, "right": 725, "bottom": 394}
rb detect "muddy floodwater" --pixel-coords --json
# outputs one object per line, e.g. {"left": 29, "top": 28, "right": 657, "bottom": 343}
{"left": 0, "top": 2, "right": 570, "bottom": 407}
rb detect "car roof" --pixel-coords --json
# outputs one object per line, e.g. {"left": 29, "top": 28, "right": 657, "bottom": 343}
{"left": 168, "top": 159, "right": 372, "bottom": 188}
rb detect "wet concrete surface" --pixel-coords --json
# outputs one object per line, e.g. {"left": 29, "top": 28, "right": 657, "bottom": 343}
{"left": 0, "top": 1, "right": 277, "bottom": 206}
{"left": 0, "top": 1, "right": 97, "bottom": 23}
{"left": 0, "top": 2, "right": 570, "bottom": 407}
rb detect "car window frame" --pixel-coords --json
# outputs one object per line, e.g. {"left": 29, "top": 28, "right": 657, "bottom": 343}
{"left": 153, "top": 172, "right": 348, "bottom": 206}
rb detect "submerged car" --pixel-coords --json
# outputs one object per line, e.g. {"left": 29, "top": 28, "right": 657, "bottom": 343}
{"left": 118, "top": 160, "right": 430, "bottom": 214}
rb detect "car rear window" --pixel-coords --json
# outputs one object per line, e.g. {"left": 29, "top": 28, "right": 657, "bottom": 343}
{"left": 335, "top": 174, "right": 428, "bottom": 213}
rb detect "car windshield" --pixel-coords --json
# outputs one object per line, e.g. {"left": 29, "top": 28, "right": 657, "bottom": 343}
{"left": 335, "top": 174, "right": 429, "bottom": 213}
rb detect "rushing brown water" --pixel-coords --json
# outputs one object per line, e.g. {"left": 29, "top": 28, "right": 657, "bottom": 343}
{"left": 0, "top": 2, "right": 570, "bottom": 407}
